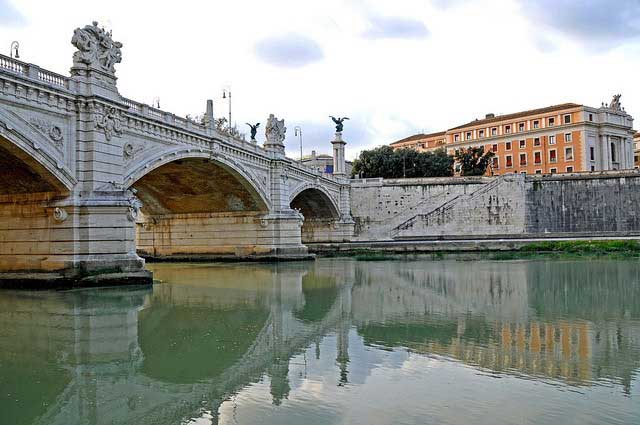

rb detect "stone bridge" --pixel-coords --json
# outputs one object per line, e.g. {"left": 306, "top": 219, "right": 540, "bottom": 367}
{"left": 0, "top": 22, "right": 354, "bottom": 286}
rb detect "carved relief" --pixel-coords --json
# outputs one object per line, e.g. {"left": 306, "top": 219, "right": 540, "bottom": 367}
{"left": 94, "top": 106, "right": 123, "bottom": 141}
{"left": 123, "top": 142, "right": 145, "bottom": 162}
{"left": 126, "top": 189, "right": 143, "bottom": 222}
{"left": 71, "top": 21, "right": 122, "bottom": 74}
{"left": 29, "top": 117, "right": 64, "bottom": 148}
{"left": 53, "top": 207, "right": 68, "bottom": 222}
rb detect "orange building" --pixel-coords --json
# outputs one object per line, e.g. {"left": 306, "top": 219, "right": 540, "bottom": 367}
{"left": 391, "top": 99, "right": 635, "bottom": 175}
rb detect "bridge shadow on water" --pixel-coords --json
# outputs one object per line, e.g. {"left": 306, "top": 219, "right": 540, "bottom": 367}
{"left": 0, "top": 258, "right": 639, "bottom": 424}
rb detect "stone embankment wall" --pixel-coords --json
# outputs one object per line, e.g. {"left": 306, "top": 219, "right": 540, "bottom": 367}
{"left": 349, "top": 170, "right": 640, "bottom": 241}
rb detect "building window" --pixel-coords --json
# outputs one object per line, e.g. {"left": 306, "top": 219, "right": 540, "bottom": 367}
{"left": 492, "top": 144, "right": 498, "bottom": 152}
{"left": 548, "top": 117, "right": 555, "bottom": 127}
{"left": 491, "top": 127, "right": 497, "bottom": 136}
{"left": 565, "top": 133, "right": 572, "bottom": 142}
{"left": 589, "top": 113, "right": 594, "bottom": 122}
{"left": 535, "top": 169, "right": 542, "bottom": 174}
{"left": 454, "top": 134, "right": 460, "bottom": 142}
{"left": 519, "top": 153, "right": 527, "bottom": 166}
{"left": 565, "top": 147, "right": 573, "bottom": 160}
{"left": 519, "top": 140, "right": 526, "bottom": 149}
{"left": 506, "top": 141, "right": 512, "bottom": 150}
{"left": 591, "top": 165, "right": 595, "bottom": 171}
{"left": 466, "top": 131, "right": 472, "bottom": 140}
{"left": 518, "top": 123, "right": 525, "bottom": 132}
{"left": 590, "top": 146, "right": 595, "bottom": 161}
{"left": 611, "top": 142, "right": 616, "bottom": 162}
{"left": 566, "top": 166, "right": 574, "bottom": 172}
{"left": 492, "top": 157, "right": 499, "bottom": 169}
{"left": 505, "top": 125, "right": 512, "bottom": 134}
{"left": 506, "top": 155, "right": 513, "bottom": 167}
{"left": 534, "top": 137, "right": 541, "bottom": 146}
{"left": 549, "top": 135, "right": 556, "bottom": 145}
{"left": 550, "top": 168, "right": 557, "bottom": 173}
{"left": 549, "top": 149, "right": 557, "bottom": 163}
{"left": 564, "top": 114, "right": 571, "bottom": 124}
{"left": 521, "top": 171, "right": 527, "bottom": 175}
{"left": 534, "top": 151, "right": 542, "bottom": 164}
{"left": 479, "top": 129, "right": 485, "bottom": 138}
{"left": 533, "top": 120, "right": 539, "bottom": 129}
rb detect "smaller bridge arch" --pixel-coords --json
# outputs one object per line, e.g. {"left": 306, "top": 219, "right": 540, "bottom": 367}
{"left": 289, "top": 183, "right": 341, "bottom": 220}
{"left": 290, "top": 183, "right": 346, "bottom": 243}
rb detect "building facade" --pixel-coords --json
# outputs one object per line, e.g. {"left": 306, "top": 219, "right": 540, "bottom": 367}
{"left": 301, "top": 150, "right": 353, "bottom": 176}
{"left": 391, "top": 99, "right": 635, "bottom": 175}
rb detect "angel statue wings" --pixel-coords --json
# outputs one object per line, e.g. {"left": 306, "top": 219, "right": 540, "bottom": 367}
{"left": 246, "top": 122, "right": 260, "bottom": 140}
{"left": 330, "top": 116, "right": 349, "bottom": 132}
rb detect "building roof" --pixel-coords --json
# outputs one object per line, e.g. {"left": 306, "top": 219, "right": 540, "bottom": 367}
{"left": 448, "top": 103, "right": 582, "bottom": 131}
{"left": 390, "top": 131, "right": 446, "bottom": 146}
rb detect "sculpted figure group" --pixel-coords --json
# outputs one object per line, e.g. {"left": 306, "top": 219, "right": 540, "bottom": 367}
{"left": 71, "top": 21, "right": 123, "bottom": 74}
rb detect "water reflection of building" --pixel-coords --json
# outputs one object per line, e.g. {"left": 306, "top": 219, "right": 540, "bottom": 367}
{"left": 348, "top": 260, "right": 640, "bottom": 393}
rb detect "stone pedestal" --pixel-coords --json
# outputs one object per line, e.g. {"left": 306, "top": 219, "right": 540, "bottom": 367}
{"left": 332, "top": 132, "right": 347, "bottom": 177}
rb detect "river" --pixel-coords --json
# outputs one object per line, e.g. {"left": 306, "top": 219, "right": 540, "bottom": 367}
{"left": 0, "top": 258, "right": 638, "bottom": 424}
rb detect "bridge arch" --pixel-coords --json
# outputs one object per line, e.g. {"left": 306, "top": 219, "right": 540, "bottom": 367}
{"left": 289, "top": 183, "right": 340, "bottom": 220}
{"left": 290, "top": 183, "right": 343, "bottom": 244}
{"left": 125, "top": 150, "right": 270, "bottom": 214}
{"left": 0, "top": 109, "right": 75, "bottom": 195}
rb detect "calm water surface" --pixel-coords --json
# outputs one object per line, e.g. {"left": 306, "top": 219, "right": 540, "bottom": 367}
{"left": 1, "top": 258, "right": 639, "bottom": 424}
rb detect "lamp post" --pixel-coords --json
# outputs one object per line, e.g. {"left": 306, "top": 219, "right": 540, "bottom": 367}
{"left": 10, "top": 41, "right": 19, "bottom": 59}
{"left": 294, "top": 126, "right": 303, "bottom": 161}
{"left": 222, "top": 86, "right": 232, "bottom": 132}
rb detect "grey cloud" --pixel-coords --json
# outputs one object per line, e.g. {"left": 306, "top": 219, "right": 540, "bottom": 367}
{"left": 520, "top": 0, "right": 640, "bottom": 49}
{"left": 364, "top": 16, "right": 430, "bottom": 40}
{"left": 0, "top": 0, "right": 25, "bottom": 26}
{"left": 254, "top": 34, "right": 323, "bottom": 68}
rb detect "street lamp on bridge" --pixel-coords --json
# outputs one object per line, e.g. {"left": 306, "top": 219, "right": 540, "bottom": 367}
{"left": 294, "top": 126, "right": 303, "bottom": 161}
{"left": 222, "top": 86, "right": 232, "bottom": 132}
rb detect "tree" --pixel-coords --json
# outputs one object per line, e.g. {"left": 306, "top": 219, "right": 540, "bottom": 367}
{"left": 351, "top": 147, "right": 454, "bottom": 178}
{"left": 454, "top": 146, "right": 495, "bottom": 176}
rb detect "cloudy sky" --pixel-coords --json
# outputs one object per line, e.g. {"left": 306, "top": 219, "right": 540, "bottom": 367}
{"left": 1, "top": 0, "right": 640, "bottom": 159}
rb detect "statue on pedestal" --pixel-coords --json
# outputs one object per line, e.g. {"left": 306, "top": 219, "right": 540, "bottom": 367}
{"left": 610, "top": 94, "right": 622, "bottom": 111}
{"left": 330, "top": 116, "right": 349, "bottom": 132}
{"left": 246, "top": 122, "right": 260, "bottom": 141}
{"left": 265, "top": 114, "right": 286, "bottom": 143}
{"left": 71, "top": 21, "right": 122, "bottom": 74}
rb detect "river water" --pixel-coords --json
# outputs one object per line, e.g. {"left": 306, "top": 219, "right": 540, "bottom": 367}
{"left": 1, "top": 258, "right": 639, "bottom": 424}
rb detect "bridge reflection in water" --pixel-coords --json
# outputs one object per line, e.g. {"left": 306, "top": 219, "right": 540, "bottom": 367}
{"left": 0, "top": 259, "right": 638, "bottom": 424}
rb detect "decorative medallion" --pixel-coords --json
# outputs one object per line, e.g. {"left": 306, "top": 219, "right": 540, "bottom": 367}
{"left": 53, "top": 207, "right": 68, "bottom": 222}
{"left": 29, "top": 117, "right": 64, "bottom": 148}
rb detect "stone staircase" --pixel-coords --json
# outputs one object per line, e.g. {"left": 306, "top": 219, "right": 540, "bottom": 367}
{"left": 391, "top": 177, "right": 506, "bottom": 239}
